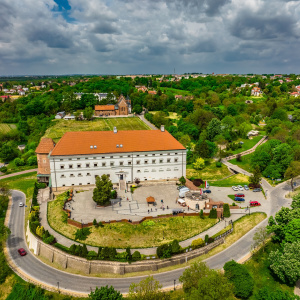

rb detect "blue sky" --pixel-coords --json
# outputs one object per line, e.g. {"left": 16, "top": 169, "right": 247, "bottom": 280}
{"left": 1, "top": 0, "right": 300, "bottom": 75}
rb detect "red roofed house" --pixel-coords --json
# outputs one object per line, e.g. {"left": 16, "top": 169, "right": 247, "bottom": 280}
{"left": 148, "top": 90, "right": 157, "bottom": 95}
{"left": 251, "top": 87, "right": 263, "bottom": 96}
{"left": 35, "top": 138, "right": 56, "bottom": 184}
{"left": 94, "top": 95, "right": 131, "bottom": 116}
{"left": 39, "top": 126, "right": 186, "bottom": 190}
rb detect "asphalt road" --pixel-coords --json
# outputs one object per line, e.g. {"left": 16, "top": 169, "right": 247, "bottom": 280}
{"left": 6, "top": 178, "right": 294, "bottom": 294}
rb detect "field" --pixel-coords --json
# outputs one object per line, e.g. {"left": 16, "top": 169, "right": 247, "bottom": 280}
{"left": 160, "top": 87, "right": 192, "bottom": 96}
{"left": 0, "top": 123, "right": 17, "bottom": 134}
{"left": 48, "top": 196, "right": 218, "bottom": 248}
{"left": 44, "top": 117, "right": 150, "bottom": 142}
{"left": 187, "top": 160, "right": 232, "bottom": 181}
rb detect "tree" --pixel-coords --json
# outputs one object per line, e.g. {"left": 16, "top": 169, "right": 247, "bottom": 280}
{"left": 179, "top": 262, "right": 210, "bottom": 294}
{"left": 252, "top": 227, "right": 269, "bottom": 253}
{"left": 283, "top": 218, "right": 300, "bottom": 243}
{"left": 88, "top": 286, "right": 123, "bottom": 300}
{"left": 269, "top": 240, "right": 300, "bottom": 285}
{"left": 0, "top": 143, "right": 18, "bottom": 161}
{"left": 93, "top": 175, "right": 113, "bottom": 205}
{"left": 199, "top": 209, "right": 204, "bottom": 219}
{"left": 193, "top": 157, "right": 205, "bottom": 170}
{"left": 224, "top": 260, "right": 254, "bottom": 299}
{"left": 128, "top": 276, "right": 169, "bottom": 300}
{"left": 179, "top": 176, "right": 186, "bottom": 185}
{"left": 133, "top": 104, "right": 142, "bottom": 114}
{"left": 223, "top": 203, "right": 230, "bottom": 218}
{"left": 207, "top": 118, "right": 221, "bottom": 141}
{"left": 189, "top": 269, "right": 234, "bottom": 300}
{"left": 249, "top": 166, "right": 261, "bottom": 186}
{"left": 284, "top": 161, "right": 300, "bottom": 191}
{"left": 255, "top": 286, "right": 298, "bottom": 300}
{"left": 83, "top": 106, "right": 94, "bottom": 120}
{"left": 209, "top": 208, "right": 217, "bottom": 219}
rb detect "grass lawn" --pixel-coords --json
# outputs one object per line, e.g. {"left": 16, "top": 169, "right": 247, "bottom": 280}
{"left": 245, "top": 241, "right": 295, "bottom": 299}
{"left": 228, "top": 153, "right": 254, "bottom": 173}
{"left": 0, "top": 123, "right": 17, "bottom": 134}
{"left": 230, "top": 135, "right": 265, "bottom": 155}
{"left": 48, "top": 194, "right": 218, "bottom": 248}
{"left": 1, "top": 162, "right": 37, "bottom": 175}
{"left": 44, "top": 117, "right": 150, "bottom": 142}
{"left": 187, "top": 160, "right": 232, "bottom": 181}
{"left": 210, "top": 174, "right": 250, "bottom": 187}
{"left": 161, "top": 87, "right": 192, "bottom": 96}
{"left": 150, "top": 111, "right": 179, "bottom": 121}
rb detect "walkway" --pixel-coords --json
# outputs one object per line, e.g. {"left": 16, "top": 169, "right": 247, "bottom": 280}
{"left": 0, "top": 168, "right": 37, "bottom": 180}
{"left": 138, "top": 113, "right": 157, "bottom": 130}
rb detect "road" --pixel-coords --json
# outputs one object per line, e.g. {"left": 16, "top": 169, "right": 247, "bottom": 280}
{"left": 6, "top": 174, "right": 294, "bottom": 295}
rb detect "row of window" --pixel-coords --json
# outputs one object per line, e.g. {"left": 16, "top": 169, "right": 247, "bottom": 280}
{"left": 60, "top": 158, "right": 179, "bottom": 169}
{"left": 58, "top": 152, "right": 180, "bottom": 161}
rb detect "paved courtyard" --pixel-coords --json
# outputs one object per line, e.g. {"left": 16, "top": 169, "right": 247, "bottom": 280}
{"left": 64, "top": 183, "right": 266, "bottom": 223}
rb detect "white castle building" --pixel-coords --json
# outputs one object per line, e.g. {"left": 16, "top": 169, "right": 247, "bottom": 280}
{"left": 36, "top": 127, "right": 186, "bottom": 190}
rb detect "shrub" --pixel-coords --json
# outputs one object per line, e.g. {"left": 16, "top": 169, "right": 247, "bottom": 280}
{"left": 179, "top": 176, "right": 186, "bottom": 185}
{"left": 69, "top": 244, "right": 76, "bottom": 255}
{"left": 236, "top": 153, "right": 242, "bottom": 162}
{"left": 209, "top": 208, "right": 217, "bottom": 219}
{"left": 93, "top": 219, "right": 98, "bottom": 227}
{"left": 43, "top": 235, "right": 55, "bottom": 244}
{"left": 29, "top": 220, "right": 39, "bottom": 234}
{"left": 98, "top": 247, "right": 102, "bottom": 258}
{"left": 98, "top": 221, "right": 104, "bottom": 227}
{"left": 0, "top": 166, "right": 7, "bottom": 173}
{"left": 171, "top": 239, "right": 181, "bottom": 254}
{"left": 74, "top": 227, "right": 91, "bottom": 241}
{"left": 224, "top": 260, "right": 254, "bottom": 299}
{"left": 191, "top": 238, "right": 205, "bottom": 249}
{"left": 156, "top": 243, "right": 171, "bottom": 258}
{"left": 126, "top": 247, "right": 132, "bottom": 261}
{"left": 208, "top": 237, "right": 214, "bottom": 243}
{"left": 132, "top": 251, "right": 141, "bottom": 261}
{"left": 109, "top": 247, "right": 117, "bottom": 260}
{"left": 223, "top": 203, "right": 231, "bottom": 218}
{"left": 215, "top": 161, "right": 222, "bottom": 168}
{"left": 14, "top": 158, "right": 25, "bottom": 166}
{"left": 87, "top": 251, "right": 98, "bottom": 260}
{"left": 232, "top": 202, "right": 237, "bottom": 206}
{"left": 75, "top": 245, "right": 82, "bottom": 256}
{"left": 101, "top": 247, "right": 110, "bottom": 259}
{"left": 36, "top": 226, "right": 44, "bottom": 237}
{"left": 205, "top": 235, "right": 209, "bottom": 244}
{"left": 111, "top": 190, "right": 117, "bottom": 199}
{"left": 199, "top": 209, "right": 204, "bottom": 219}
{"left": 27, "top": 156, "right": 37, "bottom": 166}
{"left": 54, "top": 243, "right": 70, "bottom": 253}
{"left": 82, "top": 244, "right": 88, "bottom": 257}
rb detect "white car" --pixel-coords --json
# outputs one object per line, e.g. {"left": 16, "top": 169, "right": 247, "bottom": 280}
{"left": 237, "top": 185, "right": 244, "bottom": 191}
{"left": 19, "top": 202, "right": 23, "bottom": 207}
{"left": 232, "top": 186, "right": 239, "bottom": 191}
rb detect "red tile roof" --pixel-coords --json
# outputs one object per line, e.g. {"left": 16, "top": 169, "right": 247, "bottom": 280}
{"left": 95, "top": 105, "right": 115, "bottom": 111}
{"left": 51, "top": 130, "right": 185, "bottom": 156}
{"left": 35, "top": 138, "right": 56, "bottom": 154}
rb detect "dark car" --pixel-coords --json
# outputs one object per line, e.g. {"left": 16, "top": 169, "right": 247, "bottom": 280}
{"left": 253, "top": 188, "right": 262, "bottom": 192}
{"left": 235, "top": 193, "right": 245, "bottom": 198}
{"left": 250, "top": 201, "right": 261, "bottom": 207}
{"left": 234, "top": 197, "right": 245, "bottom": 201}
{"left": 203, "top": 190, "right": 211, "bottom": 193}
{"left": 18, "top": 248, "right": 27, "bottom": 256}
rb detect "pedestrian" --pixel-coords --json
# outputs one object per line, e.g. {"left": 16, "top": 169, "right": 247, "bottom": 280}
{"left": 151, "top": 208, "right": 152, "bottom": 212}
{"left": 188, "top": 206, "right": 189, "bottom": 211}
{"left": 167, "top": 206, "right": 169, "bottom": 209}
{"left": 127, "top": 197, "right": 129, "bottom": 201}
{"left": 148, "top": 209, "right": 150, "bottom": 214}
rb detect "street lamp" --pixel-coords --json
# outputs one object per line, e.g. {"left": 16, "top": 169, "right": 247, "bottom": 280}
{"left": 224, "top": 220, "right": 227, "bottom": 228}
{"left": 174, "top": 279, "right": 176, "bottom": 291}
{"left": 57, "top": 281, "right": 60, "bottom": 294}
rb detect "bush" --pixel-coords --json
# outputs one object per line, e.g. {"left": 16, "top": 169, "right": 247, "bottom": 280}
{"left": 126, "top": 247, "right": 132, "bottom": 261}
{"left": 191, "top": 238, "right": 205, "bottom": 249}
{"left": 87, "top": 251, "right": 98, "bottom": 260}
{"left": 93, "top": 218, "right": 98, "bottom": 227}
{"left": 0, "top": 166, "right": 7, "bottom": 173}
{"left": 215, "top": 161, "right": 222, "bottom": 168}
{"left": 75, "top": 245, "right": 82, "bottom": 256}
{"left": 199, "top": 209, "right": 204, "bottom": 219}
{"left": 156, "top": 243, "right": 171, "bottom": 258}
{"left": 132, "top": 251, "right": 141, "bottom": 261}
{"left": 101, "top": 247, "right": 110, "bottom": 259}
{"left": 27, "top": 156, "right": 37, "bottom": 166}
{"left": 205, "top": 235, "right": 209, "bottom": 244}
{"left": 54, "top": 243, "right": 70, "bottom": 253}
{"left": 14, "top": 158, "right": 25, "bottom": 166}
{"left": 82, "top": 244, "right": 88, "bottom": 257}
{"left": 70, "top": 244, "right": 76, "bottom": 255}
{"left": 0, "top": 252, "right": 11, "bottom": 284}
{"left": 109, "top": 247, "right": 117, "bottom": 260}
{"left": 111, "top": 190, "right": 117, "bottom": 199}
{"left": 74, "top": 227, "right": 91, "bottom": 241}
{"left": 171, "top": 239, "right": 181, "bottom": 254}
{"left": 236, "top": 153, "right": 242, "bottom": 162}
{"left": 223, "top": 203, "right": 231, "bottom": 218}
{"left": 43, "top": 235, "right": 55, "bottom": 244}
{"left": 209, "top": 208, "right": 217, "bottom": 219}
{"left": 224, "top": 260, "right": 254, "bottom": 299}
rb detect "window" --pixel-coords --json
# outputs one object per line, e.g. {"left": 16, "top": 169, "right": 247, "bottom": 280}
{"left": 167, "top": 168, "right": 171, "bottom": 171}
{"left": 62, "top": 184, "right": 65, "bottom": 187}
{"left": 137, "top": 160, "right": 140, "bottom": 165}
{"left": 167, "top": 159, "right": 171, "bottom": 163}
{"left": 168, "top": 153, "right": 170, "bottom": 155}
{"left": 110, "top": 162, "right": 114, "bottom": 166}
{"left": 120, "top": 161, "right": 124, "bottom": 166}
{"left": 69, "top": 164, "right": 73, "bottom": 169}
{"left": 85, "top": 157, "right": 88, "bottom": 160}
{"left": 174, "top": 158, "right": 178, "bottom": 163}
{"left": 79, "top": 183, "right": 82, "bottom": 185}
{"left": 128, "top": 155, "right": 130, "bottom": 157}
{"left": 102, "top": 162, "right": 106, "bottom": 167}
{"left": 60, "top": 165, "right": 64, "bottom": 169}
{"left": 137, "top": 155, "right": 140, "bottom": 157}
{"left": 144, "top": 169, "right": 149, "bottom": 173}
{"left": 144, "top": 160, "right": 148, "bottom": 164}
{"left": 152, "top": 159, "right": 156, "bottom": 164}
{"left": 69, "top": 158, "right": 72, "bottom": 161}
{"left": 77, "top": 164, "right": 81, "bottom": 168}
{"left": 86, "top": 163, "right": 90, "bottom": 168}
{"left": 93, "top": 157, "right": 97, "bottom": 159}
{"left": 160, "top": 153, "right": 163, "bottom": 156}
{"left": 60, "top": 174, "right": 65, "bottom": 178}
{"left": 175, "top": 153, "right": 178, "bottom": 155}
{"left": 152, "top": 169, "right": 156, "bottom": 172}
{"left": 152, "top": 154, "right": 155, "bottom": 156}
{"left": 78, "top": 173, "right": 82, "bottom": 177}
{"left": 159, "top": 169, "right": 163, "bottom": 172}
{"left": 145, "top": 154, "right": 148, "bottom": 157}
{"left": 128, "top": 161, "right": 132, "bottom": 165}
{"left": 137, "top": 170, "right": 141, "bottom": 173}
{"left": 87, "top": 182, "right": 90, "bottom": 185}
{"left": 70, "top": 174, "right": 74, "bottom": 177}
{"left": 102, "top": 156, "right": 105, "bottom": 159}
{"left": 94, "top": 163, "right": 98, "bottom": 167}
{"left": 72, "top": 184, "right": 74, "bottom": 186}
{"left": 77, "top": 158, "right": 80, "bottom": 160}
{"left": 60, "top": 159, "right": 63, "bottom": 161}
{"left": 110, "top": 156, "right": 113, "bottom": 158}
{"left": 159, "top": 159, "right": 163, "bottom": 163}
{"left": 174, "top": 167, "right": 179, "bottom": 171}
{"left": 120, "top": 156, "right": 123, "bottom": 158}
{"left": 87, "top": 173, "right": 91, "bottom": 176}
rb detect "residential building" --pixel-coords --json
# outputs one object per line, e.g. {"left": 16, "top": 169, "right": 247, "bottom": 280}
{"left": 37, "top": 127, "right": 186, "bottom": 189}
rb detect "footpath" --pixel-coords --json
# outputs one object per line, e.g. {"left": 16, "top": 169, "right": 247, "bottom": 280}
{"left": 0, "top": 168, "right": 37, "bottom": 180}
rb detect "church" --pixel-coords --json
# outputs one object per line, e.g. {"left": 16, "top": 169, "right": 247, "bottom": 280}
{"left": 94, "top": 95, "right": 131, "bottom": 116}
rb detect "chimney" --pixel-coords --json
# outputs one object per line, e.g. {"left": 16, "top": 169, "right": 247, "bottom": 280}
{"left": 161, "top": 125, "right": 165, "bottom": 132}
{"left": 113, "top": 127, "right": 117, "bottom": 134}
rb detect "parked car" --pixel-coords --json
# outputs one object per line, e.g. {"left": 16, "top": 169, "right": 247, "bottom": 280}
{"left": 250, "top": 201, "right": 261, "bottom": 207}
{"left": 244, "top": 185, "right": 249, "bottom": 190}
{"left": 235, "top": 193, "right": 245, "bottom": 198}
{"left": 237, "top": 185, "right": 244, "bottom": 191}
{"left": 18, "top": 248, "right": 27, "bottom": 256}
{"left": 234, "top": 197, "right": 245, "bottom": 201}
{"left": 253, "top": 188, "right": 262, "bottom": 192}
{"left": 19, "top": 202, "right": 23, "bottom": 207}
{"left": 203, "top": 190, "right": 211, "bottom": 193}
{"left": 232, "top": 186, "right": 239, "bottom": 191}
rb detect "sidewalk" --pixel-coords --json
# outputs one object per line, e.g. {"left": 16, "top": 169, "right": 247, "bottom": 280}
{"left": 138, "top": 113, "right": 157, "bottom": 130}
{"left": 0, "top": 168, "right": 37, "bottom": 180}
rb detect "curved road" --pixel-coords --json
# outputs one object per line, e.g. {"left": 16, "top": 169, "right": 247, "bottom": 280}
{"left": 6, "top": 177, "right": 294, "bottom": 295}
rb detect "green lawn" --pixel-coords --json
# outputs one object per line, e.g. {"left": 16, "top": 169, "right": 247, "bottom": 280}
{"left": 160, "top": 87, "right": 192, "bottom": 96}
{"left": 0, "top": 123, "right": 17, "bottom": 134}
{"left": 210, "top": 174, "right": 250, "bottom": 187}
{"left": 187, "top": 160, "right": 232, "bottom": 181}
{"left": 44, "top": 117, "right": 150, "bottom": 142}
{"left": 245, "top": 241, "right": 295, "bottom": 299}
{"left": 0, "top": 172, "right": 37, "bottom": 199}
{"left": 231, "top": 135, "right": 265, "bottom": 155}
{"left": 228, "top": 153, "right": 254, "bottom": 173}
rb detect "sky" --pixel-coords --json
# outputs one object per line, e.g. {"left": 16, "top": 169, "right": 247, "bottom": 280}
{"left": 1, "top": 0, "right": 300, "bottom": 75}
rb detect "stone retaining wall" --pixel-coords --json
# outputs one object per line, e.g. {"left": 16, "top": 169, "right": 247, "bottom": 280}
{"left": 27, "top": 226, "right": 225, "bottom": 275}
